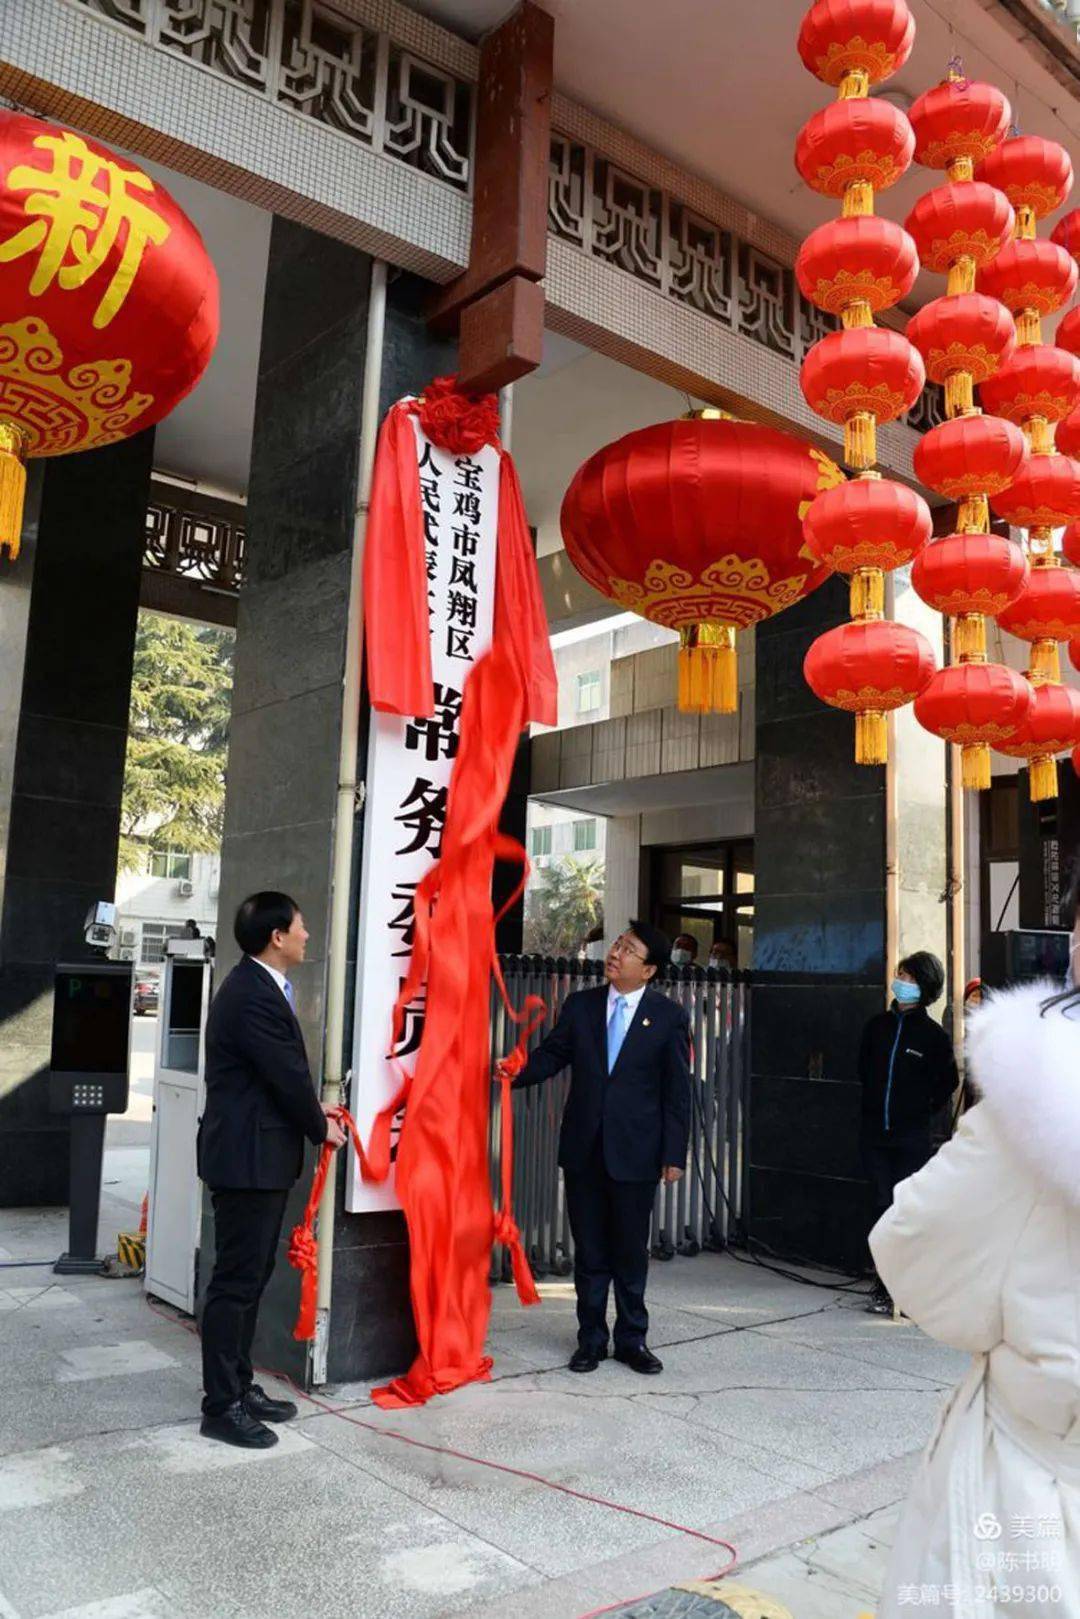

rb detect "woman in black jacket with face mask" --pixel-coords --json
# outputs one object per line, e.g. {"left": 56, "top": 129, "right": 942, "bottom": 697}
{"left": 858, "top": 950, "right": 958, "bottom": 1315}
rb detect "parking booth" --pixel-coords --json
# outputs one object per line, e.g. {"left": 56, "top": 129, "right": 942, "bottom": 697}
{"left": 145, "top": 939, "right": 214, "bottom": 1313}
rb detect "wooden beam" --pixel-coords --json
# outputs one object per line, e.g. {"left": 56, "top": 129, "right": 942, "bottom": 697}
{"left": 429, "top": 1, "right": 553, "bottom": 391}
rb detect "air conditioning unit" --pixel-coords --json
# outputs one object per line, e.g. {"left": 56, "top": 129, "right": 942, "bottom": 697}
{"left": 177, "top": 879, "right": 195, "bottom": 897}
{"left": 120, "top": 927, "right": 137, "bottom": 947}
{"left": 118, "top": 948, "right": 135, "bottom": 961}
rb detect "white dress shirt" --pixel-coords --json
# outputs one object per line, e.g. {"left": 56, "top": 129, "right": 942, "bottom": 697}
{"left": 607, "top": 983, "right": 646, "bottom": 1023}
{"left": 250, "top": 954, "right": 291, "bottom": 1004}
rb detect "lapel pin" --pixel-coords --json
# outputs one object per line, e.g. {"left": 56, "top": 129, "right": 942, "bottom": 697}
{"left": 643, "top": 1018, "right": 651, "bottom": 1027}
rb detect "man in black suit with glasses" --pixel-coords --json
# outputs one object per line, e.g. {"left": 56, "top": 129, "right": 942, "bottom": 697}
{"left": 197, "top": 891, "right": 345, "bottom": 1448}
{"left": 503, "top": 920, "right": 691, "bottom": 1375}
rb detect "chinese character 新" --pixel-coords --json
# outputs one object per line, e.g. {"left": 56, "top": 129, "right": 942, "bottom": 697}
{"left": 0, "top": 131, "right": 171, "bottom": 328}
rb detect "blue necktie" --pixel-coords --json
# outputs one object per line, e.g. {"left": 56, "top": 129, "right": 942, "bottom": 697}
{"left": 607, "top": 995, "right": 628, "bottom": 1072}
{"left": 283, "top": 979, "right": 296, "bottom": 1013}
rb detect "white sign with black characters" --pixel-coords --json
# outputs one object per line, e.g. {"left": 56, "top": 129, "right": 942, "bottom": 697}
{"left": 345, "top": 418, "right": 499, "bottom": 1212}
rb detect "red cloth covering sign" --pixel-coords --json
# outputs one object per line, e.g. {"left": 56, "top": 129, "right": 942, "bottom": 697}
{"left": 330, "top": 378, "right": 555, "bottom": 1406}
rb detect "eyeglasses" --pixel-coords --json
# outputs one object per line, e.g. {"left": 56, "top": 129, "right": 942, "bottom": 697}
{"left": 609, "top": 935, "right": 647, "bottom": 963}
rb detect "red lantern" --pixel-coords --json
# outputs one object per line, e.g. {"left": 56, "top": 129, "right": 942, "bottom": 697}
{"left": 977, "top": 239, "right": 1078, "bottom": 344}
{"left": 997, "top": 566, "right": 1080, "bottom": 683}
{"left": 980, "top": 344, "right": 1080, "bottom": 437}
{"left": 1073, "top": 742, "right": 1080, "bottom": 779}
{"left": 1051, "top": 208, "right": 1080, "bottom": 263}
{"left": 796, "top": 100, "right": 915, "bottom": 214}
{"left": 913, "top": 414, "right": 1027, "bottom": 501}
{"left": 1070, "top": 636, "right": 1080, "bottom": 674}
{"left": 915, "top": 662, "right": 1033, "bottom": 789}
{"left": 802, "top": 475, "right": 930, "bottom": 615}
{"left": 796, "top": 217, "right": 918, "bottom": 324}
{"left": 907, "top": 293, "right": 1015, "bottom": 415}
{"left": 0, "top": 111, "right": 219, "bottom": 558}
{"left": 804, "top": 618, "right": 935, "bottom": 764}
{"left": 1063, "top": 525, "right": 1080, "bottom": 568}
{"left": 560, "top": 415, "right": 841, "bottom": 714}
{"left": 1056, "top": 306, "right": 1080, "bottom": 359}
{"left": 798, "top": 0, "right": 915, "bottom": 92}
{"left": 911, "top": 533, "right": 1028, "bottom": 656}
{"left": 800, "top": 326, "right": 925, "bottom": 468}
{"left": 909, "top": 76, "right": 1011, "bottom": 176}
{"left": 991, "top": 453, "right": 1080, "bottom": 530}
{"left": 977, "top": 136, "right": 1074, "bottom": 237}
{"left": 995, "top": 681, "right": 1080, "bottom": 802}
{"left": 905, "top": 182, "right": 1015, "bottom": 293}
{"left": 1057, "top": 406, "right": 1080, "bottom": 458}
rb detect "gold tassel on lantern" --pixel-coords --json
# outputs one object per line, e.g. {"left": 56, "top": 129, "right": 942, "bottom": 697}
{"left": 1015, "top": 309, "right": 1041, "bottom": 346}
{"left": 1030, "top": 638, "right": 1061, "bottom": 684}
{"left": 944, "top": 372, "right": 974, "bottom": 418}
{"left": 946, "top": 255, "right": 976, "bottom": 296}
{"left": 956, "top": 493, "right": 989, "bottom": 534}
{"left": 850, "top": 567, "right": 884, "bottom": 619}
{"left": 953, "top": 614, "right": 987, "bottom": 660}
{"left": 961, "top": 742, "right": 992, "bottom": 792}
{"left": 0, "top": 423, "right": 26, "bottom": 561}
{"left": 841, "top": 300, "right": 874, "bottom": 330}
{"left": 842, "top": 181, "right": 874, "bottom": 219}
{"left": 855, "top": 709, "right": 887, "bottom": 766}
{"left": 1030, "top": 754, "right": 1059, "bottom": 802}
{"left": 1027, "top": 418, "right": 1054, "bottom": 454}
{"left": 838, "top": 68, "right": 870, "bottom": 100}
{"left": 844, "top": 411, "right": 877, "bottom": 470}
{"left": 1016, "top": 205, "right": 1037, "bottom": 242}
{"left": 678, "top": 623, "right": 737, "bottom": 715}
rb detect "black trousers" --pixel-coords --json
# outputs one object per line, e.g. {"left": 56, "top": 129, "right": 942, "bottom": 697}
{"left": 201, "top": 1188, "right": 288, "bottom": 1415}
{"left": 861, "top": 1127, "right": 932, "bottom": 1223}
{"left": 564, "top": 1136, "right": 657, "bottom": 1354}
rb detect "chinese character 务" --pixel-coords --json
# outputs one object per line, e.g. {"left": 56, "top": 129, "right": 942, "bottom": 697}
{"left": 0, "top": 132, "right": 172, "bottom": 329}
{"left": 395, "top": 778, "right": 448, "bottom": 857}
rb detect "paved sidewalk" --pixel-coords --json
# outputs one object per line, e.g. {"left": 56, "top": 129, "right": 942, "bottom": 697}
{"left": 0, "top": 1151, "right": 962, "bottom": 1619}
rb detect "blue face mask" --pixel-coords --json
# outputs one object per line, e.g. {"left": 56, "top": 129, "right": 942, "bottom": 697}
{"left": 892, "top": 978, "right": 921, "bottom": 1006}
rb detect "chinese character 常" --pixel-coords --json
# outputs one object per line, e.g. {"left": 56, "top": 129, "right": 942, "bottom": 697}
{"left": 404, "top": 684, "right": 462, "bottom": 763}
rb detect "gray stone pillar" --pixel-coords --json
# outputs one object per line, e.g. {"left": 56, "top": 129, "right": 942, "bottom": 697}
{"left": 0, "top": 434, "right": 152, "bottom": 1205}
{"left": 209, "top": 220, "right": 454, "bottom": 1385}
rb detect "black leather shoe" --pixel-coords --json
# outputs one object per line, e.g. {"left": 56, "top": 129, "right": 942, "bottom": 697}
{"left": 200, "top": 1400, "right": 278, "bottom": 1448}
{"left": 568, "top": 1346, "right": 606, "bottom": 1373}
{"left": 614, "top": 1345, "right": 663, "bottom": 1375}
{"left": 244, "top": 1384, "right": 298, "bottom": 1423}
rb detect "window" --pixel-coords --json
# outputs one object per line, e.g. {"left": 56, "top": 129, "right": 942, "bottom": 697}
{"left": 530, "top": 825, "right": 553, "bottom": 857}
{"left": 141, "top": 922, "right": 187, "bottom": 964}
{"left": 573, "top": 819, "right": 597, "bottom": 852}
{"left": 149, "top": 851, "right": 192, "bottom": 881}
{"left": 575, "top": 671, "right": 601, "bottom": 714}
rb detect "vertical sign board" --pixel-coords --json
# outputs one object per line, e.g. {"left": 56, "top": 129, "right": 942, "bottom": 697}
{"left": 346, "top": 419, "right": 500, "bottom": 1212}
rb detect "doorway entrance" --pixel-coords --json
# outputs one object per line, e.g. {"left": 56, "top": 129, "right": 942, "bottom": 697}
{"left": 650, "top": 840, "right": 754, "bottom": 968}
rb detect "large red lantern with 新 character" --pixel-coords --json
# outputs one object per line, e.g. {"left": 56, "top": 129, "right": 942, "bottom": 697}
{"left": 798, "top": 0, "right": 915, "bottom": 92}
{"left": 800, "top": 326, "right": 925, "bottom": 468}
{"left": 560, "top": 415, "right": 841, "bottom": 715}
{"left": 915, "top": 662, "right": 1033, "bottom": 790}
{"left": 796, "top": 216, "right": 918, "bottom": 323}
{"left": 0, "top": 110, "right": 219, "bottom": 558}
{"left": 804, "top": 617, "right": 935, "bottom": 764}
{"left": 909, "top": 76, "right": 1011, "bottom": 175}
{"left": 995, "top": 681, "right": 1080, "bottom": 802}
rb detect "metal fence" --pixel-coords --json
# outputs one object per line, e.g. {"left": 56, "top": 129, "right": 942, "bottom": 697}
{"left": 489, "top": 957, "right": 751, "bottom": 1281}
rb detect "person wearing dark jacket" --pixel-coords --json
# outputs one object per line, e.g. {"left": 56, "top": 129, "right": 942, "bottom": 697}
{"left": 503, "top": 921, "right": 691, "bottom": 1375}
{"left": 197, "top": 892, "right": 345, "bottom": 1448}
{"left": 859, "top": 949, "right": 957, "bottom": 1314}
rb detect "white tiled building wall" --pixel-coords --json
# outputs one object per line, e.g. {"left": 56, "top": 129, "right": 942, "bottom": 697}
{"left": 114, "top": 852, "right": 220, "bottom": 967}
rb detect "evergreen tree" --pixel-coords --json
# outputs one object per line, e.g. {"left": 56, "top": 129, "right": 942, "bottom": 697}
{"left": 118, "top": 612, "right": 234, "bottom": 872}
{"left": 523, "top": 856, "right": 604, "bottom": 957}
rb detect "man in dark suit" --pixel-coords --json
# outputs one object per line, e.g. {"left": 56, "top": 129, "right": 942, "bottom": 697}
{"left": 198, "top": 891, "right": 345, "bottom": 1448}
{"left": 506, "top": 921, "right": 691, "bottom": 1375}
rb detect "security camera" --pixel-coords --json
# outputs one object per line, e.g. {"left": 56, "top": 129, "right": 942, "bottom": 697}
{"left": 84, "top": 900, "right": 117, "bottom": 951}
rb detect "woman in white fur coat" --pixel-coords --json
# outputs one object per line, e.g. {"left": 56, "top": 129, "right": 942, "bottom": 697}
{"left": 870, "top": 974, "right": 1080, "bottom": 1619}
